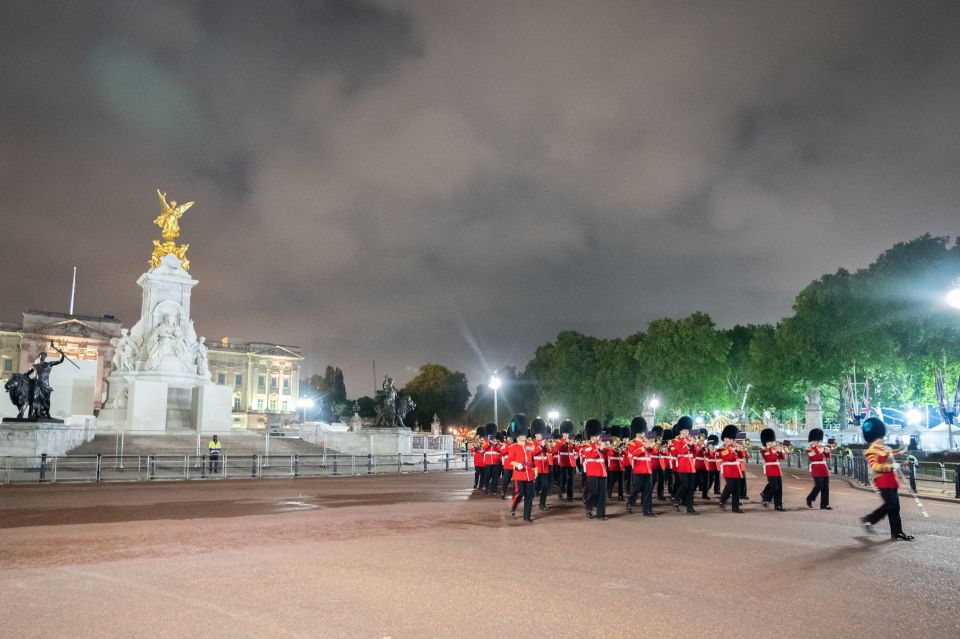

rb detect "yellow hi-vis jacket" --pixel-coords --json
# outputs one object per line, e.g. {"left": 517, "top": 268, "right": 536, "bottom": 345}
{"left": 208, "top": 440, "right": 221, "bottom": 456}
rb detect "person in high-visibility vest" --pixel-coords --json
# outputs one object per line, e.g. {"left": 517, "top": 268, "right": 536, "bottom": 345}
{"left": 208, "top": 434, "right": 222, "bottom": 474}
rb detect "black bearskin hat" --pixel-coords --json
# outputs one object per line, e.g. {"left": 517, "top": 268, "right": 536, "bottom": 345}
{"left": 862, "top": 417, "right": 885, "bottom": 442}
{"left": 651, "top": 425, "right": 664, "bottom": 438}
{"left": 484, "top": 422, "right": 497, "bottom": 438}
{"left": 496, "top": 431, "right": 505, "bottom": 442}
{"left": 760, "top": 428, "right": 776, "bottom": 445}
{"left": 661, "top": 429, "right": 673, "bottom": 442}
{"left": 552, "top": 428, "right": 561, "bottom": 439}
{"left": 508, "top": 414, "right": 527, "bottom": 439}
{"left": 531, "top": 418, "right": 548, "bottom": 438}
{"left": 706, "top": 434, "right": 719, "bottom": 445}
{"left": 808, "top": 428, "right": 823, "bottom": 443}
{"left": 721, "top": 424, "right": 739, "bottom": 441}
{"left": 559, "top": 419, "right": 575, "bottom": 436}
{"left": 698, "top": 428, "right": 708, "bottom": 438}
{"left": 574, "top": 433, "right": 584, "bottom": 442}
{"left": 674, "top": 416, "right": 693, "bottom": 436}
{"left": 630, "top": 416, "right": 648, "bottom": 437}
{"left": 585, "top": 418, "right": 603, "bottom": 438}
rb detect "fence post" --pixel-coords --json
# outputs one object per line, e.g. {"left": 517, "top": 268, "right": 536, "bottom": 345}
{"left": 293, "top": 454, "right": 299, "bottom": 477}
{"left": 423, "top": 453, "right": 428, "bottom": 473}
{"left": 252, "top": 454, "right": 258, "bottom": 478}
{"left": 148, "top": 455, "right": 155, "bottom": 480}
{"left": 39, "top": 453, "right": 47, "bottom": 483}
{"left": 908, "top": 462, "right": 917, "bottom": 494}
{"left": 862, "top": 458, "right": 870, "bottom": 486}
{"left": 201, "top": 454, "right": 207, "bottom": 478}
{"left": 367, "top": 454, "right": 373, "bottom": 475}
{"left": 333, "top": 456, "right": 338, "bottom": 476}
{"left": 96, "top": 454, "right": 102, "bottom": 482}
{"left": 398, "top": 454, "right": 402, "bottom": 474}
{"left": 955, "top": 464, "right": 959, "bottom": 499}
{"left": 444, "top": 452, "right": 450, "bottom": 472}
{"left": 464, "top": 453, "right": 469, "bottom": 471}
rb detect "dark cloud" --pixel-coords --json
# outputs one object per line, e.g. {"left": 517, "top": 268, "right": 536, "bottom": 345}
{"left": 2, "top": 1, "right": 959, "bottom": 396}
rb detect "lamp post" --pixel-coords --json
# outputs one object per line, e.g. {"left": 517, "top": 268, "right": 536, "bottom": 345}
{"left": 547, "top": 410, "right": 559, "bottom": 428}
{"left": 489, "top": 373, "right": 502, "bottom": 428}
{"left": 297, "top": 398, "right": 314, "bottom": 424}
{"left": 649, "top": 396, "right": 660, "bottom": 425}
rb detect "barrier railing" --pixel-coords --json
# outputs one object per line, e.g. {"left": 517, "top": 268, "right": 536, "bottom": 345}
{"left": 0, "top": 452, "right": 475, "bottom": 484}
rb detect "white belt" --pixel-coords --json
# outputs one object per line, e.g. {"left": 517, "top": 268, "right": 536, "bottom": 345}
{"left": 810, "top": 461, "right": 828, "bottom": 465}
{"left": 558, "top": 452, "right": 573, "bottom": 457}
{"left": 721, "top": 462, "right": 740, "bottom": 467}
{"left": 584, "top": 458, "right": 605, "bottom": 465}
{"left": 649, "top": 455, "right": 660, "bottom": 459}
{"left": 609, "top": 457, "right": 621, "bottom": 462}
{"left": 763, "top": 462, "right": 781, "bottom": 467}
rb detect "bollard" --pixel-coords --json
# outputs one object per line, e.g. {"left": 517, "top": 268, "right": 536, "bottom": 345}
{"left": 464, "top": 453, "right": 469, "bottom": 471}
{"left": 908, "top": 462, "right": 917, "bottom": 494}
{"left": 96, "top": 454, "right": 102, "bottom": 482}
{"left": 293, "top": 454, "right": 299, "bottom": 477}
{"left": 333, "top": 457, "right": 338, "bottom": 476}
{"left": 251, "top": 454, "right": 258, "bottom": 478}
{"left": 444, "top": 452, "right": 450, "bottom": 472}
{"left": 398, "top": 454, "right": 402, "bottom": 474}
{"left": 954, "top": 464, "right": 959, "bottom": 499}
{"left": 201, "top": 454, "right": 207, "bottom": 478}
{"left": 148, "top": 455, "right": 155, "bottom": 480}
{"left": 367, "top": 454, "right": 373, "bottom": 475}
{"left": 423, "top": 453, "right": 428, "bottom": 473}
{"left": 39, "top": 453, "right": 47, "bottom": 483}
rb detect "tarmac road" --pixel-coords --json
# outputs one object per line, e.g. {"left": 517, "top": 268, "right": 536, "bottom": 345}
{"left": 1, "top": 469, "right": 958, "bottom": 639}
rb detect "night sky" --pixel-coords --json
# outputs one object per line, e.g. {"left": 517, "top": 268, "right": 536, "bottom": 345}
{"left": 2, "top": 1, "right": 959, "bottom": 396}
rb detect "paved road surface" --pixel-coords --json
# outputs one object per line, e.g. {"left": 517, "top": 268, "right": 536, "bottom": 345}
{"left": 1, "top": 470, "right": 958, "bottom": 638}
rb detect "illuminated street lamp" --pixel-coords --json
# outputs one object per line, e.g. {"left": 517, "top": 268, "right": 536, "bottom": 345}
{"left": 649, "top": 396, "right": 660, "bottom": 425}
{"left": 947, "top": 278, "right": 960, "bottom": 310}
{"left": 905, "top": 408, "right": 922, "bottom": 426}
{"left": 489, "top": 372, "right": 502, "bottom": 428}
{"left": 296, "top": 397, "right": 314, "bottom": 423}
{"left": 547, "top": 410, "right": 559, "bottom": 427}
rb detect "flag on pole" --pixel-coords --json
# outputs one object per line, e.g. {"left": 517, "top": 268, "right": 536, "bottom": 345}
{"left": 936, "top": 370, "right": 953, "bottom": 425}
{"left": 846, "top": 376, "right": 858, "bottom": 423}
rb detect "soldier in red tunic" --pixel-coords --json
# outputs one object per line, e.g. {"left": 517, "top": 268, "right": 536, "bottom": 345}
{"left": 759, "top": 428, "right": 786, "bottom": 511}
{"left": 805, "top": 428, "right": 832, "bottom": 510}
{"left": 471, "top": 435, "right": 485, "bottom": 490}
{"left": 605, "top": 429, "right": 625, "bottom": 501}
{"left": 481, "top": 423, "right": 500, "bottom": 494}
{"left": 505, "top": 415, "right": 537, "bottom": 522}
{"left": 625, "top": 416, "right": 656, "bottom": 516}
{"left": 705, "top": 434, "right": 721, "bottom": 496}
{"left": 582, "top": 419, "right": 608, "bottom": 520}
{"left": 670, "top": 416, "right": 699, "bottom": 514}
{"left": 860, "top": 418, "right": 913, "bottom": 540}
{"left": 694, "top": 427, "right": 709, "bottom": 500}
{"left": 718, "top": 424, "right": 744, "bottom": 513}
{"left": 531, "top": 418, "right": 552, "bottom": 511}
{"left": 557, "top": 420, "right": 576, "bottom": 501}
{"left": 650, "top": 426, "right": 665, "bottom": 500}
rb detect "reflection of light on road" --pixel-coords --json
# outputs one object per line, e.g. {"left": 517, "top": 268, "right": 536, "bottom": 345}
{"left": 278, "top": 501, "right": 319, "bottom": 512}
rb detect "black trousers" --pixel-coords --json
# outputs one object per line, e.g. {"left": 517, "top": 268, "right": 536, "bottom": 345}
{"left": 587, "top": 476, "right": 607, "bottom": 517}
{"left": 474, "top": 466, "right": 483, "bottom": 488}
{"left": 709, "top": 470, "right": 721, "bottom": 494}
{"left": 624, "top": 467, "right": 632, "bottom": 493}
{"left": 653, "top": 467, "right": 665, "bottom": 499}
{"left": 560, "top": 466, "right": 575, "bottom": 499}
{"left": 535, "top": 473, "right": 551, "bottom": 507}
{"left": 866, "top": 488, "right": 904, "bottom": 537}
{"left": 673, "top": 472, "right": 695, "bottom": 512}
{"left": 485, "top": 465, "right": 501, "bottom": 493}
{"left": 501, "top": 469, "right": 514, "bottom": 495}
{"left": 208, "top": 454, "right": 220, "bottom": 473}
{"left": 608, "top": 471, "right": 624, "bottom": 498}
{"left": 511, "top": 480, "right": 535, "bottom": 520}
{"left": 720, "top": 476, "right": 741, "bottom": 510}
{"left": 666, "top": 469, "right": 675, "bottom": 496}
{"left": 628, "top": 473, "right": 654, "bottom": 515}
{"left": 739, "top": 475, "right": 748, "bottom": 499}
{"left": 694, "top": 468, "right": 710, "bottom": 499}
{"left": 807, "top": 476, "right": 830, "bottom": 508}
{"left": 760, "top": 475, "right": 783, "bottom": 508}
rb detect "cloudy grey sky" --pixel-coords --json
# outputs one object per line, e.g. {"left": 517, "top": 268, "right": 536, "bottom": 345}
{"left": 1, "top": 1, "right": 959, "bottom": 396}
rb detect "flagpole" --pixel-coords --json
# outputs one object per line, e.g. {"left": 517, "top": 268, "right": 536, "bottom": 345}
{"left": 69, "top": 266, "right": 77, "bottom": 315}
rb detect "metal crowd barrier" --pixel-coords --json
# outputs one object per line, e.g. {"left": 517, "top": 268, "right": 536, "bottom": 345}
{"left": 0, "top": 452, "right": 475, "bottom": 484}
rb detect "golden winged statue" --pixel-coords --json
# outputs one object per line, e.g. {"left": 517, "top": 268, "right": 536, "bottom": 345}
{"left": 150, "top": 189, "right": 194, "bottom": 270}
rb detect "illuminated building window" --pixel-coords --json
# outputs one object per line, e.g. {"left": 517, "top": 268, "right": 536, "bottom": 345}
{"left": 2, "top": 359, "right": 11, "bottom": 372}
{"left": 233, "top": 396, "right": 241, "bottom": 411}
{"left": 257, "top": 397, "right": 264, "bottom": 410}
{"left": 269, "top": 398, "right": 277, "bottom": 411}
{"left": 217, "top": 373, "right": 226, "bottom": 385}
{"left": 235, "top": 374, "right": 243, "bottom": 387}
{"left": 258, "top": 375, "right": 266, "bottom": 389}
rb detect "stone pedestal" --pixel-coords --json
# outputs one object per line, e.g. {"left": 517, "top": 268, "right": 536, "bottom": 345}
{"left": 126, "top": 380, "right": 168, "bottom": 432}
{"left": 805, "top": 388, "right": 824, "bottom": 432}
{"left": 49, "top": 360, "right": 98, "bottom": 419}
{"left": 193, "top": 384, "right": 232, "bottom": 434}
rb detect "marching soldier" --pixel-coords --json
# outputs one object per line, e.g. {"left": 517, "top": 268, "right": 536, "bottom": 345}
{"left": 531, "top": 418, "right": 552, "bottom": 510}
{"left": 500, "top": 429, "right": 516, "bottom": 499}
{"left": 670, "top": 417, "right": 699, "bottom": 515}
{"left": 860, "top": 418, "right": 914, "bottom": 541}
{"left": 650, "top": 426, "right": 665, "bottom": 500}
{"left": 557, "top": 420, "right": 576, "bottom": 501}
{"left": 505, "top": 416, "right": 537, "bottom": 522}
{"left": 605, "top": 429, "right": 625, "bottom": 501}
{"left": 718, "top": 425, "right": 744, "bottom": 513}
{"left": 625, "top": 416, "right": 656, "bottom": 516}
{"left": 581, "top": 419, "right": 608, "bottom": 520}
{"left": 694, "top": 428, "right": 709, "bottom": 500}
{"left": 705, "top": 434, "right": 721, "bottom": 496}
{"left": 471, "top": 438, "right": 485, "bottom": 490}
{"left": 482, "top": 425, "right": 502, "bottom": 494}
{"left": 805, "top": 428, "right": 832, "bottom": 510}
{"left": 759, "top": 428, "right": 786, "bottom": 511}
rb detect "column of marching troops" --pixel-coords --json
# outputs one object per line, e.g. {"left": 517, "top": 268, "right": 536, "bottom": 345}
{"left": 467, "top": 413, "right": 915, "bottom": 540}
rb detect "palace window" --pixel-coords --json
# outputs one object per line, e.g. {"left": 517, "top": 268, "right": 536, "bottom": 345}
{"left": 270, "top": 376, "right": 278, "bottom": 390}
{"left": 2, "top": 358, "right": 11, "bottom": 372}
{"left": 235, "top": 374, "right": 243, "bottom": 387}
{"left": 258, "top": 375, "right": 266, "bottom": 390}
{"left": 217, "top": 373, "right": 226, "bottom": 385}
{"left": 269, "top": 398, "right": 277, "bottom": 411}
{"left": 281, "top": 400, "right": 288, "bottom": 412}
{"left": 233, "top": 396, "right": 241, "bottom": 411}
{"left": 282, "top": 377, "right": 290, "bottom": 393}
{"left": 257, "top": 397, "right": 264, "bottom": 410}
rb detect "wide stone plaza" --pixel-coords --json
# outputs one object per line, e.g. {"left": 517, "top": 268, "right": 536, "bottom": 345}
{"left": 1, "top": 467, "right": 957, "bottom": 639}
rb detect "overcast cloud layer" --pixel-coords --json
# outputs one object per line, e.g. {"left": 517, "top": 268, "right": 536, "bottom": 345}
{"left": 1, "top": 1, "right": 959, "bottom": 395}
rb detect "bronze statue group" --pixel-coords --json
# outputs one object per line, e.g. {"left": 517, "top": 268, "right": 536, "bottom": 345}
{"left": 470, "top": 413, "right": 915, "bottom": 540}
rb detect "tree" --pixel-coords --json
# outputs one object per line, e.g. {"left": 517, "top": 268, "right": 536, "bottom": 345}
{"left": 308, "top": 366, "right": 347, "bottom": 404}
{"left": 634, "top": 312, "right": 731, "bottom": 417}
{"left": 523, "top": 331, "right": 601, "bottom": 422}
{"left": 401, "top": 364, "right": 471, "bottom": 428}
